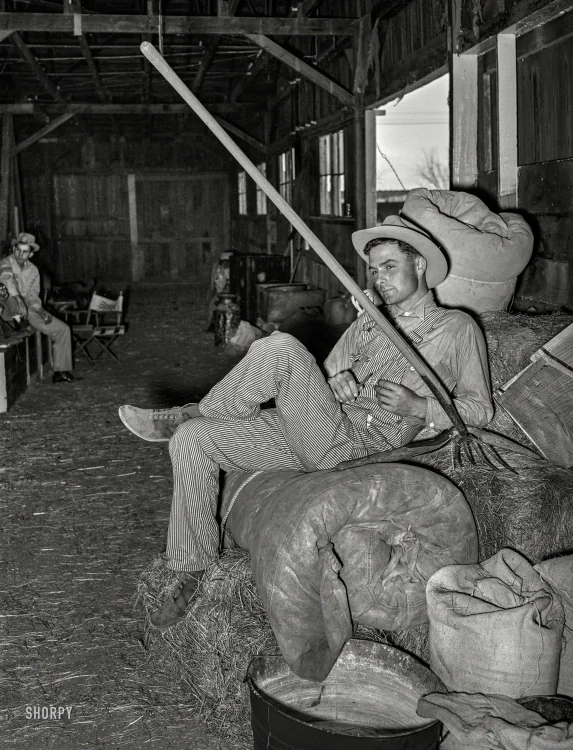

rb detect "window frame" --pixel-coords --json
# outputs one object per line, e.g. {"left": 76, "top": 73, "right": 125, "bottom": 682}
{"left": 255, "top": 162, "right": 267, "bottom": 215}
{"left": 318, "top": 130, "right": 346, "bottom": 217}
{"left": 278, "top": 147, "right": 296, "bottom": 205}
{"left": 237, "top": 170, "right": 248, "bottom": 215}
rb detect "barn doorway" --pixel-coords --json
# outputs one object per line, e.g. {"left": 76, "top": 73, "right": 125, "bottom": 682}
{"left": 374, "top": 73, "right": 450, "bottom": 223}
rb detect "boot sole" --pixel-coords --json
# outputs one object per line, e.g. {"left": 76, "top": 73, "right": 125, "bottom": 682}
{"left": 118, "top": 406, "right": 171, "bottom": 442}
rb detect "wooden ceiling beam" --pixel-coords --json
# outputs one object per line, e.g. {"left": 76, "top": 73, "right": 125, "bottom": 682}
{"left": 268, "top": 34, "right": 351, "bottom": 109}
{"left": 213, "top": 114, "right": 265, "bottom": 152}
{"left": 245, "top": 33, "right": 354, "bottom": 106}
{"left": 230, "top": 0, "right": 325, "bottom": 102}
{"left": 192, "top": 0, "right": 241, "bottom": 94}
{"left": 78, "top": 34, "right": 108, "bottom": 102}
{"left": 0, "top": 14, "right": 356, "bottom": 35}
{"left": 14, "top": 111, "right": 75, "bottom": 153}
{"left": 295, "top": 0, "right": 326, "bottom": 17}
{"left": 11, "top": 32, "right": 67, "bottom": 104}
{"left": 0, "top": 102, "right": 262, "bottom": 115}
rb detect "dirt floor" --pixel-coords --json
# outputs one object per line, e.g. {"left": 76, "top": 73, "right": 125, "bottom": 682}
{"left": 0, "top": 283, "right": 247, "bottom": 749}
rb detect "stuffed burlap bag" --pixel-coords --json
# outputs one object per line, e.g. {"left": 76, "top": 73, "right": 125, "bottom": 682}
{"left": 536, "top": 555, "right": 573, "bottom": 698}
{"left": 427, "top": 548, "right": 565, "bottom": 698}
{"left": 402, "top": 188, "right": 534, "bottom": 312}
{"left": 221, "top": 463, "right": 477, "bottom": 682}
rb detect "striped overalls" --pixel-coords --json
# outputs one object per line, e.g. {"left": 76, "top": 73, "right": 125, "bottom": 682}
{"left": 166, "top": 316, "right": 442, "bottom": 573}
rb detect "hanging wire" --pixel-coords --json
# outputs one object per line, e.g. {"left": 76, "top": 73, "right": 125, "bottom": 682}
{"left": 376, "top": 144, "right": 407, "bottom": 191}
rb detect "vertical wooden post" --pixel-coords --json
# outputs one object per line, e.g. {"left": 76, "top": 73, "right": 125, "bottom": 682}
{"left": 364, "top": 108, "right": 377, "bottom": 228}
{"left": 12, "top": 123, "right": 23, "bottom": 236}
{"left": 0, "top": 114, "right": 13, "bottom": 242}
{"left": 127, "top": 174, "right": 142, "bottom": 281}
{"left": 497, "top": 32, "right": 518, "bottom": 208}
{"left": 451, "top": 53, "right": 479, "bottom": 188}
{"left": 354, "top": 103, "right": 367, "bottom": 288}
{"left": 264, "top": 110, "right": 273, "bottom": 254}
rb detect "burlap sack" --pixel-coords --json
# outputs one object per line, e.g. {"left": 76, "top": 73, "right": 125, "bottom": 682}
{"left": 536, "top": 555, "right": 573, "bottom": 698}
{"left": 402, "top": 188, "right": 534, "bottom": 312}
{"left": 222, "top": 463, "right": 477, "bottom": 681}
{"left": 427, "top": 548, "right": 565, "bottom": 698}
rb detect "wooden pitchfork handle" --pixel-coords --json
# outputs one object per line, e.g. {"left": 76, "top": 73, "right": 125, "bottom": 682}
{"left": 140, "top": 42, "right": 466, "bottom": 436}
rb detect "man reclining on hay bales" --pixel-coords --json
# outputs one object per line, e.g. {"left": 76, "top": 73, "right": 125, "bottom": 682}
{"left": 119, "top": 215, "right": 494, "bottom": 628}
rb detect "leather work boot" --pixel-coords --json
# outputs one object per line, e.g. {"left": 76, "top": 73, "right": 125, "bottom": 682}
{"left": 118, "top": 403, "right": 200, "bottom": 442}
{"left": 149, "top": 571, "right": 205, "bottom": 629}
{"left": 52, "top": 371, "right": 83, "bottom": 384}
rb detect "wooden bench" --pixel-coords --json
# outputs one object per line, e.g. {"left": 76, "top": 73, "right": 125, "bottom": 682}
{"left": 0, "top": 330, "right": 51, "bottom": 413}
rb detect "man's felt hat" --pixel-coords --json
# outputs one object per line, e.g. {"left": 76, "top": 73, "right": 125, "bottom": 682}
{"left": 352, "top": 215, "right": 448, "bottom": 289}
{"left": 11, "top": 232, "right": 40, "bottom": 253}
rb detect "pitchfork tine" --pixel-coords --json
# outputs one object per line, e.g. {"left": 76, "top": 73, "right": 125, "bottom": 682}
{"left": 488, "top": 445, "right": 518, "bottom": 474}
{"left": 453, "top": 439, "right": 463, "bottom": 469}
{"left": 473, "top": 439, "right": 501, "bottom": 472}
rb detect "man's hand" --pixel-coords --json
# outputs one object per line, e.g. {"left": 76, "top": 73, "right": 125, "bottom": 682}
{"left": 328, "top": 370, "right": 360, "bottom": 403}
{"left": 41, "top": 311, "right": 52, "bottom": 324}
{"left": 375, "top": 380, "right": 427, "bottom": 419}
{"left": 14, "top": 296, "right": 27, "bottom": 317}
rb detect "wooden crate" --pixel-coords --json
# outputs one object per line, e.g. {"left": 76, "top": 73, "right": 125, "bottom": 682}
{"left": 496, "top": 322, "right": 573, "bottom": 467}
{"left": 0, "top": 336, "right": 31, "bottom": 413}
{"left": 257, "top": 283, "right": 326, "bottom": 325}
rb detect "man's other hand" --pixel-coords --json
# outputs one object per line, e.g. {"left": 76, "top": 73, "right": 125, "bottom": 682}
{"left": 15, "top": 296, "right": 27, "bottom": 317}
{"left": 328, "top": 371, "right": 359, "bottom": 403}
{"left": 375, "top": 380, "right": 427, "bottom": 419}
{"left": 40, "top": 309, "right": 52, "bottom": 324}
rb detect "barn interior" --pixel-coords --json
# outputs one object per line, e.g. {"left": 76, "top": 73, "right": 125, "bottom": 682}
{"left": 1, "top": 1, "right": 573, "bottom": 748}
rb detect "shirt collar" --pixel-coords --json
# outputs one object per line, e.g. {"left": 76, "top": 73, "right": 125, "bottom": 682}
{"left": 386, "top": 291, "right": 436, "bottom": 322}
{"left": 10, "top": 254, "right": 28, "bottom": 272}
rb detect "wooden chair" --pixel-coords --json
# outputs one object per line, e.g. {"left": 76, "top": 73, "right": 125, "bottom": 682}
{"left": 64, "top": 291, "right": 127, "bottom": 365}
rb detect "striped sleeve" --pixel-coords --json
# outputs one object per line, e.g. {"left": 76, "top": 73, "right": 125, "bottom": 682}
{"left": 323, "top": 317, "right": 365, "bottom": 377}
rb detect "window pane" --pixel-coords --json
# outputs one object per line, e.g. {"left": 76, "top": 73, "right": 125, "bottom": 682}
{"left": 319, "top": 135, "right": 327, "bottom": 174}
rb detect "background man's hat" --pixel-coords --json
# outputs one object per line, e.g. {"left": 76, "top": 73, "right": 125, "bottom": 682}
{"left": 11, "top": 232, "right": 40, "bottom": 252}
{"left": 352, "top": 215, "right": 448, "bottom": 289}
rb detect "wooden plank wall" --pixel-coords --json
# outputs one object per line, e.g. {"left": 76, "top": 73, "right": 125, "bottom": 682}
{"left": 18, "top": 129, "right": 232, "bottom": 283}
{"left": 476, "top": 20, "right": 573, "bottom": 283}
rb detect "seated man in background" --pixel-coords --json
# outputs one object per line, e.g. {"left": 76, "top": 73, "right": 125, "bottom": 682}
{"left": 119, "top": 216, "right": 494, "bottom": 628}
{"left": 0, "top": 232, "right": 79, "bottom": 383}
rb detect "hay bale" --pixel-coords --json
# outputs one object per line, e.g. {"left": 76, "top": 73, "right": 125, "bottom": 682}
{"left": 137, "top": 549, "right": 278, "bottom": 747}
{"left": 136, "top": 311, "right": 573, "bottom": 744}
{"left": 137, "top": 551, "right": 432, "bottom": 748}
{"left": 479, "top": 311, "right": 573, "bottom": 391}
{"left": 480, "top": 311, "right": 573, "bottom": 445}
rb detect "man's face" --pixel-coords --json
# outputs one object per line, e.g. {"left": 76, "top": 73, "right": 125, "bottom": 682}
{"left": 368, "top": 241, "right": 423, "bottom": 307}
{"left": 13, "top": 244, "right": 33, "bottom": 266}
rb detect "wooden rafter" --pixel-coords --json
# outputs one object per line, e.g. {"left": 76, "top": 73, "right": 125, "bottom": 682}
{"left": 296, "top": 0, "right": 326, "bottom": 17}
{"left": 268, "top": 35, "right": 351, "bottom": 109}
{"left": 230, "top": 0, "right": 323, "bottom": 103}
{"left": 78, "top": 34, "right": 107, "bottom": 102}
{"left": 0, "top": 14, "right": 357, "bottom": 35}
{"left": 14, "top": 111, "right": 76, "bottom": 154}
{"left": 11, "top": 32, "right": 67, "bottom": 104}
{"left": 214, "top": 114, "right": 265, "bottom": 152}
{"left": 192, "top": 0, "right": 241, "bottom": 94}
{"left": 245, "top": 33, "right": 354, "bottom": 106}
{"left": 0, "top": 102, "right": 261, "bottom": 115}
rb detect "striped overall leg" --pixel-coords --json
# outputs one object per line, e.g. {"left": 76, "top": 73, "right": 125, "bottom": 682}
{"left": 165, "top": 332, "right": 368, "bottom": 572}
